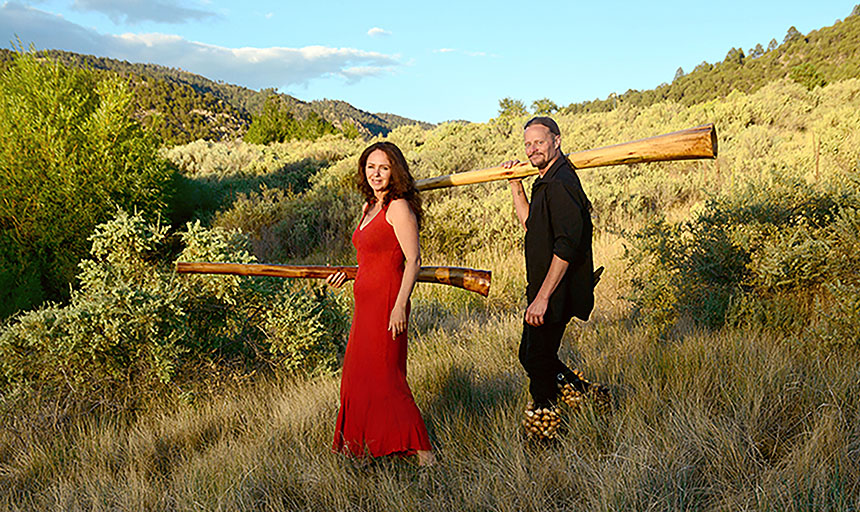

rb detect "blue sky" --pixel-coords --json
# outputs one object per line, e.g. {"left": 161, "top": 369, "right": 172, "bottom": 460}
{"left": 1, "top": 1, "right": 854, "bottom": 123}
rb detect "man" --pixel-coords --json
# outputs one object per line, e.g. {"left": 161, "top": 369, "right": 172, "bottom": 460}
{"left": 503, "top": 116, "right": 607, "bottom": 439}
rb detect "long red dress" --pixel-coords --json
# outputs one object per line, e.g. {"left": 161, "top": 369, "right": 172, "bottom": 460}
{"left": 332, "top": 204, "right": 432, "bottom": 457}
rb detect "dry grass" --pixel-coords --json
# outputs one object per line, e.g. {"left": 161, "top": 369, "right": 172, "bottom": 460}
{"left": 2, "top": 234, "right": 858, "bottom": 511}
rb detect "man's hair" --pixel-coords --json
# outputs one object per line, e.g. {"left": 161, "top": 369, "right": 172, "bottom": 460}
{"left": 524, "top": 116, "right": 560, "bottom": 136}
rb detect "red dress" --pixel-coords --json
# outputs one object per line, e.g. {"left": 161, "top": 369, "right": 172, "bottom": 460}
{"left": 332, "top": 204, "right": 432, "bottom": 457}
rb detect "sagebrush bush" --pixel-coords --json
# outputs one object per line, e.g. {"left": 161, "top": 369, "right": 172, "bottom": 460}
{"left": 629, "top": 163, "right": 860, "bottom": 341}
{"left": 163, "top": 77, "right": 860, "bottom": 352}
{"left": 0, "top": 211, "right": 350, "bottom": 406}
{"left": 162, "top": 135, "right": 364, "bottom": 178}
{"left": 262, "top": 284, "right": 350, "bottom": 373}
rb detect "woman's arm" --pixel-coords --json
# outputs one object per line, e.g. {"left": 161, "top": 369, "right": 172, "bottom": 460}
{"left": 386, "top": 198, "right": 421, "bottom": 338}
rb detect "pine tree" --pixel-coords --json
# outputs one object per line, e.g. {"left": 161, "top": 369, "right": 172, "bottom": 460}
{"left": 531, "top": 98, "right": 558, "bottom": 115}
{"left": 789, "top": 63, "right": 827, "bottom": 90}
{"left": 749, "top": 43, "right": 765, "bottom": 59}
{"left": 497, "top": 97, "right": 527, "bottom": 118}
{"left": 244, "top": 95, "right": 299, "bottom": 144}
{"left": 784, "top": 26, "right": 802, "bottom": 44}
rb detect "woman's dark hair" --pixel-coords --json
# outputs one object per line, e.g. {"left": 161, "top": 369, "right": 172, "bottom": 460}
{"left": 356, "top": 141, "right": 423, "bottom": 227}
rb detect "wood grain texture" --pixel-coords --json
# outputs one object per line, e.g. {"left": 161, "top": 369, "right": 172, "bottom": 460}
{"left": 415, "top": 124, "right": 717, "bottom": 191}
{"left": 175, "top": 262, "right": 492, "bottom": 297}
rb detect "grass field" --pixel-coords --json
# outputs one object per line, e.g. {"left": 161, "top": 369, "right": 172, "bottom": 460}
{"left": 4, "top": 68, "right": 860, "bottom": 510}
{"left": 2, "top": 234, "right": 858, "bottom": 511}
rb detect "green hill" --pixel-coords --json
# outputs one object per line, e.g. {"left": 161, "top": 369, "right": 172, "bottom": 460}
{"left": 566, "top": 9, "right": 860, "bottom": 113}
{"left": 0, "top": 48, "right": 432, "bottom": 145}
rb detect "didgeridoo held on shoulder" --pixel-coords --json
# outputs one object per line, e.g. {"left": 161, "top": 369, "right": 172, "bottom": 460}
{"left": 415, "top": 123, "right": 717, "bottom": 191}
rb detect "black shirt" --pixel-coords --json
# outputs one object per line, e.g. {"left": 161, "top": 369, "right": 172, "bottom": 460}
{"left": 524, "top": 155, "right": 594, "bottom": 322}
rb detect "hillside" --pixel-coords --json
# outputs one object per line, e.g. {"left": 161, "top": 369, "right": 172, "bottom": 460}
{"left": 0, "top": 48, "right": 432, "bottom": 144}
{"left": 3, "top": 10, "right": 860, "bottom": 509}
{"left": 3, "top": 73, "right": 860, "bottom": 509}
{"left": 566, "top": 9, "right": 860, "bottom": 113}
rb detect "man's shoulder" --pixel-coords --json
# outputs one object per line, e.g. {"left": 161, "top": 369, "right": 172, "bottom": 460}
{"left": 545, "top": 159, "right": 581, "bottom": 187}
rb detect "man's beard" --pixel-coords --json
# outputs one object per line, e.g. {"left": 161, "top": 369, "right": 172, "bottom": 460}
{"left": 528, "top": 153, "right": 549, "bottom": 169}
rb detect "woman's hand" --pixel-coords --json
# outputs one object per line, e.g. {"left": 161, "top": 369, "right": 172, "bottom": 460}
{"left": 388, "top": 304, "right": 408, "bottom": 339}
{"left": 325, "top": 271, "right": 348, "bottom": 289}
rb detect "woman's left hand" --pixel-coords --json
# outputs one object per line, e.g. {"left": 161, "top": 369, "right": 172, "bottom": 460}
{"left": 325, "top": 271, "right": 348, "bottom": 289}
{"left": 388, "top": 305, "right": 408, "bottom": 339}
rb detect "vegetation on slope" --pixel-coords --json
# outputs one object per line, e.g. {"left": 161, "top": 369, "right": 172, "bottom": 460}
{"left": 2, "top": 13, "right": 860, "bottom": 509}
{"left": 565, "top": 7, "right": 860, "bottom": 113}
{"left": 0, "top": 50, "right": 176, "bottom": 318}
{"left": 0, "top": 48, "right": 431, "bottom": 145}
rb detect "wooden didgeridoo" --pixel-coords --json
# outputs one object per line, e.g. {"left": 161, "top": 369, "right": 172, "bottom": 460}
{"left": 176, "top": 262, "right": 492, "bottom": 297}
{"left": 415, "top": 123, "right": 717, "bottom": 191}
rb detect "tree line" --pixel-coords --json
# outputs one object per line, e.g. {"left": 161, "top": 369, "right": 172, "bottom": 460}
{"left": 498, "top": 7, "right": 860, "bottom": 117}
{"left": 0, "top": 48, "right": 429, "bottom": 146}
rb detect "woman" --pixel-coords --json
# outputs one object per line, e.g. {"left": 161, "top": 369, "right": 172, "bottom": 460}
{"left": 326, "top": 141, "right": 435, "bottom": 466}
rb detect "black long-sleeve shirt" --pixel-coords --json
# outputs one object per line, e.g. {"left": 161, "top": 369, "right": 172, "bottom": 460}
{"left": 524, "top": 155, "right": 594, "bottom": 322}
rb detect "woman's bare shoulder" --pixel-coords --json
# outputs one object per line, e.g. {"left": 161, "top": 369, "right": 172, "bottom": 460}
{"left": 385, "top": 198, "right": 415, "bottom": 223}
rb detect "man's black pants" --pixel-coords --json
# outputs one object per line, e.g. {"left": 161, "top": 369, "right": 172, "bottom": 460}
{"left": 518, "top": 320, "right": 584, "bottom": 406}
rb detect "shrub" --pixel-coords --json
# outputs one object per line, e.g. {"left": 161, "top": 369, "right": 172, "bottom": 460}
{"left": 261, "top": 284, "right": 350, "bottom": 373}
{"left": 0, "top": 48, "right": 175, "bottom": 318}
{"left": 0, "top": 211, "right": 350, "bottom": 407}
{"left": 245, "top": 96, "right": 338, "bottom": 144}
{"left": 628, "top": 166, "right": 860, "bottom": 341}
{"left": 790, "top": 63, "right": 827, "bottom": 91}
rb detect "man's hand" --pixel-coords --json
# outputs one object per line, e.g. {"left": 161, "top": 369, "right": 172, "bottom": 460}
{"left": 526, "top": 255, "right": 570, "bottom": 327}
{"left": 525, "top": 296, "right": 549, "bottom": 327}
{"left": 501, "top": 159, "right": 521, "bottom": 176}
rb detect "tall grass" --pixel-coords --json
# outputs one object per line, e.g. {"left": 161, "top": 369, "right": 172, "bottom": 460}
{"left": 1, "top": 236, "right": 858, "bottom": 510}
{"left": 3, "top": 78, "right": 860, "bottom": 510}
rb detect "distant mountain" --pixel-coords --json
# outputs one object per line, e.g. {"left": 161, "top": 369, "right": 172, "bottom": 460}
{"left": 0, "top": 48, "right": 432, "bottom": 145}
{"left": 566, "top": 9, "right": 860, "bottom": 114}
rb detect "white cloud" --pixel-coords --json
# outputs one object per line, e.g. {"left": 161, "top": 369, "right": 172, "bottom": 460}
{"left": 1, "top": 3, "right": 399, "bottom": 90}
{"left": 72, "top": 0, "right": 218, "bottom": 24}
{"left": 341, "top": 65, "right": 395, "bottom": 83}
{"left": 265, "top": 12, "right": 274, "bottom": 19}
{"left": 367, "top": 27, "right": 390, "bottom": 37}
{"left": 433, "top": 48, "right": 494, "bottom": 58}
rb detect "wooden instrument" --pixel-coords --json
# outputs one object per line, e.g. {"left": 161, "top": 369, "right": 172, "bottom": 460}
{"left": 415, "top": 123, "right": 717, "bottom": 191}
{"left": 176, "top": 262, "right": 492, "bottom": 297}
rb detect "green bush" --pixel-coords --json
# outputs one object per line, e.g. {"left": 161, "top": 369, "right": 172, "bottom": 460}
{"left": 0, "top": 48, "right": 176, "bottom": 318}
{"left": 790, "top": 63, "right": 827, "bottom": 91}
{"left": 245, "top": 96, "right": 338, "bottom": 144}
{"left": 629, "top": 166, "right": 860, "bottom": 340}
{"left": 262, "top": 285, "right": 349, "bottom": 373}
{"left": 0, "top": 211, "right": 349, "bottom": 406}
